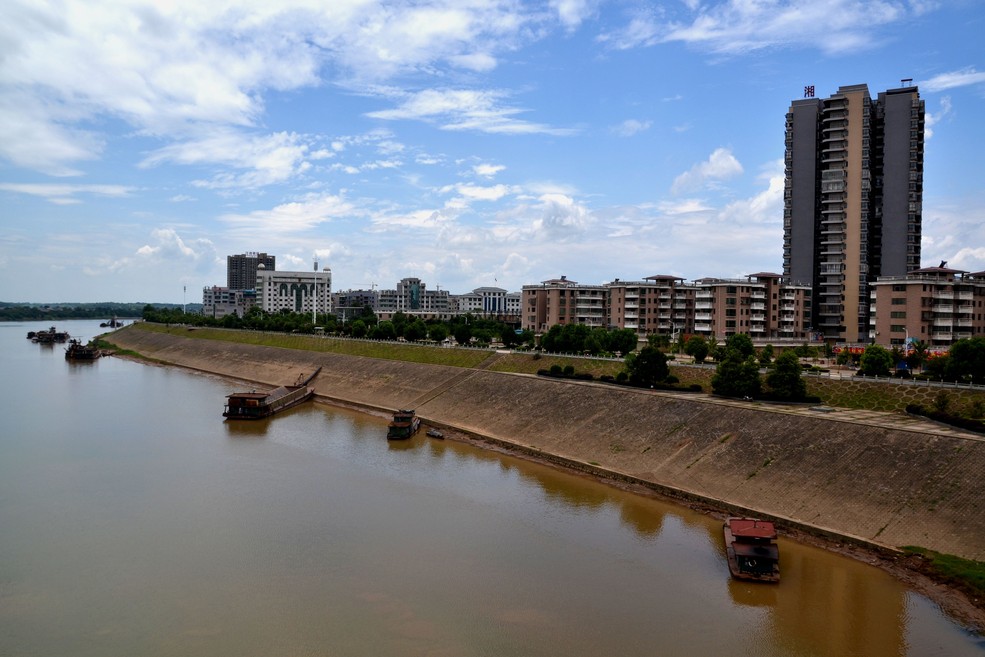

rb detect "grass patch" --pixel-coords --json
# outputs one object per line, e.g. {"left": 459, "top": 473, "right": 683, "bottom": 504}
{"left": 902, "top": 546, "right": 985, "bottom": 599}
{"left": 134, "top": 323, "right": 490, "bottom": 368}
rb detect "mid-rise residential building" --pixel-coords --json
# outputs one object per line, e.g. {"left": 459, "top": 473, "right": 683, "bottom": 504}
{"left": 227, "top": 252, "right": 275, "bottom": 290}
{"left": 870, "top": 265, "right": 985, "bottom": 349}
{"left": 202, "top": 286, "right": 256, "bottom": 319}
{"left": 686, "top": 274, "right": 812, "bottom": 342}
{"left": 256, "top": 264, "right": 331, "bottom": 316}
{"left": 522, "top": 277, "right": 607, "bottom": 332}
{"left": 783, "top": 83, "right": 924, "bottom": 343}
{"left": 522, "top": 273, "right": 812, "bottom": 342}
{"left": 605, "top": 276, "right": 689, "bottom": 336}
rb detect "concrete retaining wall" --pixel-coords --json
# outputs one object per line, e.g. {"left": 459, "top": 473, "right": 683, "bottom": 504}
{"left": 110, "top": 326, "right": 985, "bottom": 561}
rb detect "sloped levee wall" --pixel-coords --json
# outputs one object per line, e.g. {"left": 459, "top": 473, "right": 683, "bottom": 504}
{"left": 110, "top": 326, "right": 985, "bottom": 561}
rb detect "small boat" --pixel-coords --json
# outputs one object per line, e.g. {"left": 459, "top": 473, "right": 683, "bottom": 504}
{"left": 223, "top": 368, "right": 321, "bottom": 420}
{"left": 426, "top": 428, "right": 444, "bottom": 439}
{"left": 723, "top": 517, "right": 780, "bottom": 582}
{"left": 65, "top": 338, "right": 102, "bottom": 360}
{"left": 387, "top": 409, "right": 421, "bottom": 440}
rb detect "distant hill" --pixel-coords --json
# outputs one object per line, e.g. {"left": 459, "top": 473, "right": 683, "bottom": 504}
{"left": 0, "top": 302, "right": 203, "bottom": 321}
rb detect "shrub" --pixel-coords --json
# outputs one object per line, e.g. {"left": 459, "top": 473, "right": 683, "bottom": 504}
{"left": 563, "top": 365, "right": 575, "bottom": 377}
{"left": 549, "top": 364, "right": 563, "bottom": 376}
{"left": 574, "top": 372, "right": 594, "bottom": 380}
{"left": 615, "top": 371, "right": 628, "bottom": 383}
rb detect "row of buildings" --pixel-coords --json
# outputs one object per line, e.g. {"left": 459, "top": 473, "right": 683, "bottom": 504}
{"left": 203, "top": 253, "right": 521, "bottom": 323}
{"left": 198, "top": 82, "right": 984, "bottom": 351}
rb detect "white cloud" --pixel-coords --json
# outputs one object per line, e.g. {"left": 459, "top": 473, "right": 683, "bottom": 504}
{"left": 0, "top": 182, "right": 133, "bottom": 204}
{"left": 142, "top": 130, "right": 312, "bottom": 189}
{"left": 474, "top": 163, "right": 506, "bottom": 178}
{"left": 366, "top": 88, "right": 576, "bottom": 136}
{"left": 924, "top": 96, "right": 952, "bottom": 140}
{"left": 671, "top": 147, "right": 743, "bottom": 194}
{"left": 550, "top": 0, "right": 600, "bottom": 30}
{"left": 0, "top": 1, "right": 557, "bottom": 175}
{"left": 218, "top": 192, "right": 356, "bottom": 237}
{"left": 598, "top": 1, "right": 923, "bottom": 56}
{"left": 611, "top": 119, "right": 651, "bottom": 137}
{"left": 922, "top": 67, "right": 985, "bottom": 92}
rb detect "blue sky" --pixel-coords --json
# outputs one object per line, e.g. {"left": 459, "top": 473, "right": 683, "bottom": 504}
{"left": 1, "top": 0, "right": 983, "bottom": 303}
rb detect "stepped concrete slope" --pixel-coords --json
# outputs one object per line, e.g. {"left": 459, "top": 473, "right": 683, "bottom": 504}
{"left": 111, "top": 326, "right": 985, "bottom": 561}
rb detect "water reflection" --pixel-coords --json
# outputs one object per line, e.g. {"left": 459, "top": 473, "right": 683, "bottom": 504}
{"left": 3, "top": 321, "right": 981, "bottom": 657}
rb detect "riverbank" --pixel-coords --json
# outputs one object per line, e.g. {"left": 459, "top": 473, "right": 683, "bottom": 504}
{"left": 104, "top": 324, "right": 985, "bottom": 631}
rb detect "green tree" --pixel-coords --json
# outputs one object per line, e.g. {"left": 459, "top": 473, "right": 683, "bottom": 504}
{"left": 765, "top": 351, "right": 806, "bottom": 400}
{"left": 428, "top": 323, "right": 449, "bottom": 343}
{"left": 453, "top": 323, "right": 472, "bottom": 345}
{"left": 758, "top": 344, "right": 774, "bottom": 368}
{"left": 859, "top": 344, "right": 893, "bottom": 377}
{"left": 350, "top": 319, "right": 368, "bottom": 338}
{"left": 684, "top": 335, "right": 710, "bottom": 363}
{"left": 374, "top": 321, "right": 397, "bottom": 341}
{"left": 945, "top": 336, "right": 985, "bottom": 383}
{"left": 625, "top": 346, "right": 670, "bottom": 387}
{"left": 647, "top": 333, "right": 671, "bottom": 349}
{"left": 403, "top": 319, "right": 428, "bottom": 342}
{"left": 725, "top": 333, "right": 755, "bottom": 359}
{"left": 711, "top": 352, "right": 762, "bottom": 398}
{"left": 609, "top": 328, "right": 640, "bottom": 355}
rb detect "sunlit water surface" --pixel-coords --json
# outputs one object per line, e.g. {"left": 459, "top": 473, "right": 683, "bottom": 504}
{"left": 1, "top": 320, "right": 982, "bottom": 656}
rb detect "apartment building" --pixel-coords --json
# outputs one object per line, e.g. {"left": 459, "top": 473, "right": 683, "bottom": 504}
{"left": 521, "top": 277, "right": 607, "bottom": 332}
{"left": 870, "top": 265, "right": 985, "bottom": 349}
{"left": 686, "top": 274, "right": 811, "bottom": 341}
{"left": 450, "top": 287, "right": 521, "bottom": 320}
{"left": 523, "top": 273, "right": 811, "bottom": 342}
{"left": 783, "top": 83, "right": 924, "bottom": 343}
{"left": 605, "top": 276, "right": 689, "bottom": 336}
{"left": 227, "top": 252, "right": 275, "bottom": 290}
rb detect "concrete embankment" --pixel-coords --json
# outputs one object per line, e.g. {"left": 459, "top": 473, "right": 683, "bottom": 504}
{"left": 110, "top": 326, "right": 985, "bottom": 561}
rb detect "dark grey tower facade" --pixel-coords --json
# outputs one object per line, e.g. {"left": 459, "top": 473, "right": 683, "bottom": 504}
{"left": 227, "top": 252, "right": 276, "bottom": 290}
{"left": 782, "top": 84, "right": 924, "bottom": 343}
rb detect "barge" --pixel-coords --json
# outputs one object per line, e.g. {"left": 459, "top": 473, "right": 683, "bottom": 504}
{"left": 223, "top": 368, "right": 321, "bottom": 420}
{"left": 65, "top": 338, "right": 102, "bottom": 361}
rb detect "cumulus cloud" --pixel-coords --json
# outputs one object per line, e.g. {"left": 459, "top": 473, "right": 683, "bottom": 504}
{"left": 0, "top": 1, "right": 561, "bottom": 175}
{"left": 474, "top": 163, "right": 505, "bottom": 178}
{"left": 142, "top": 130, "right": 313, "bottom": 189}
{"left": 671, "top": 147, "right": 743, "bottom": 194}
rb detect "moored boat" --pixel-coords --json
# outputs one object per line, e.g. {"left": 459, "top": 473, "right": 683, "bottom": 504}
{"left": 223, "top": 368, "right": 321, "bottom": 420}
{"left": 426, "top": 428, "right": 444, "bottom": 439}
{"left": 387, "top": 409, "right": 421, "bottom": 440}
{"left": 723, "top": 517, "right": 780, "bottom": 582}
{"left": 65, "top": 338, "right": 102, "bottom": 360}
{"left": 33, "top": 326, "right": 70, "bottom": 343}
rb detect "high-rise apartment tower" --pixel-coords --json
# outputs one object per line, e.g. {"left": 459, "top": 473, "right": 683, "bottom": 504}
{"left": 782, "top": 83, "right": 924, "bottom": 342}
{"left": 227, "top": 252, "right": 275, "bottom": 290}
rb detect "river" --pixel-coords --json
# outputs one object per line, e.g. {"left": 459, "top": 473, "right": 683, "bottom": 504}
{"left": 1, "top": 319, "right": 982, "bottom": 656}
